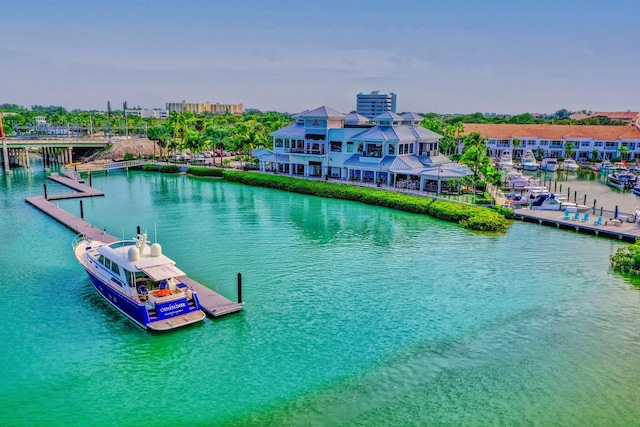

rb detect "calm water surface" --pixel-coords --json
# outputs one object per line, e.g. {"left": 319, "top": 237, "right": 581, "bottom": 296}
{"left": 1, "top": 165, "right": 640, "bottom": 426}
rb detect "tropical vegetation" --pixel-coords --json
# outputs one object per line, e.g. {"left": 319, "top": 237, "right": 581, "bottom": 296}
{"left": 611, "top": 240, "right": 640, "bottom": 277}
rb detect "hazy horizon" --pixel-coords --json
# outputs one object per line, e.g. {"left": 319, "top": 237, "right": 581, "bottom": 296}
{"left": 2, "top": 0, "right": 638, "bottom": 115}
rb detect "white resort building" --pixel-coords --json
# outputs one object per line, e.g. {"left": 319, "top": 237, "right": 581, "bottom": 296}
{"left": 254, "top": 106, "right": 471, "bottom": 192}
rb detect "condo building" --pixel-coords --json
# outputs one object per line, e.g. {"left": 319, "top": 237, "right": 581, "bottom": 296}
{"left": 165, "top": 100, "right": 243, "bottom": 115}
{"left": 356, "top": 91, "right": 397, "bottom": 119}
{"left": 464, "top": 123, "right": 640, "bottom": 161}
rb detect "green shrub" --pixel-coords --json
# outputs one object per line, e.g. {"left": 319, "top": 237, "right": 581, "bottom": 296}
{"left": 160, "top": 165, "right": 180, "bottom": 174}
{"left": 124, "top": 152, "right": 136, "bottom": 161}
{"left": 142, "top": 163, "right": 159, "bottom": 172}
{"left": 492, "top": 205, "right": 516, "bottom": 219}
{"left": 611, "top": 240, "right": 640, "bottom": 276}
{"left": 187, "top": 167, "right": 223, "bottom": 177}
{"left": 222, "top": 172, "right": 509, "bottom": 232}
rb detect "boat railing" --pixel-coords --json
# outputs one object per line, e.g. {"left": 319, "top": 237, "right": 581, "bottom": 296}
{"left": 72, "top": 233, "right": 87, "bottom": 250}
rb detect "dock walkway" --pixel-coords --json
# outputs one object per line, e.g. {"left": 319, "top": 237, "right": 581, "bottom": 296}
{"left": 26, "top": 174, "right": 242, "bottom": 318}
{"left": 515, "top": 208, "right": 640, "bottom": 242}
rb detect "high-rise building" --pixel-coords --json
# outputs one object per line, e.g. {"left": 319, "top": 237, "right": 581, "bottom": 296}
{"left": 356, "top": 91, "right": 397, "bottom": 119}
{"left": 165, "top": 100, "right": 243, "bottom": 115}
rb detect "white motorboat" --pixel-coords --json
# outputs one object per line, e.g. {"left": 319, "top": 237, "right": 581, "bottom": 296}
{"left": 497, "top": 151, "right": 514, "bottom": 170}
{"left": 72, "top": 233, "right": 206, "bottom": 331}
{"left": 607, "top": 170, "right": 636, "bottom": 189}
{"left": 562, "top": 159, "right": 579, "bottom": 172}
{"left": 529, "top": 193, "right": 589, "bottom": 212}
{"left": 521, "top": 150, "right": 539, "bottom": 171}
{"left": 540, "top": 158, "right": 558, "bottom": 172}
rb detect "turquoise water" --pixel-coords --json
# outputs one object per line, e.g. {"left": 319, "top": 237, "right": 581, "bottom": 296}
{"left": 1, "top": 165, "right": 640, "bottom": 426}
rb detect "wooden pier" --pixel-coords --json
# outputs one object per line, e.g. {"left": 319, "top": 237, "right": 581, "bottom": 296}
{"left": 514, "top": 208, "right": 640, "bottom": 242}
{"left": 26, "top": 174, "right": 243, "bottom": 318}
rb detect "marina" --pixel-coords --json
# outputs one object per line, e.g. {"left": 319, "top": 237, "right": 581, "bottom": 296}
{"left": 2, "top": 166, "right": 640, "bottom": 425}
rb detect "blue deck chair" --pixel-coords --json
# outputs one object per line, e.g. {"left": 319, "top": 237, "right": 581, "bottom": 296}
{"left": 594, "top": 216, "right": 603, "bottom": 226}
{"left": 573, "top": 211, "right": 580, "bottom": 221}
{"left": 581, "top": 213, "right": 590, "bottom": 222}
{"left": 563, "top": 210, "right": 570, "bottom": 220}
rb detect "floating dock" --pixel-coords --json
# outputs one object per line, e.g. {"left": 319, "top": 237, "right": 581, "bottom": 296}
{"left": 515, "top": 208, "right": 640, "bottom": 243}
{"left": 26, "top": 174, "right": 243, "bottom": 318}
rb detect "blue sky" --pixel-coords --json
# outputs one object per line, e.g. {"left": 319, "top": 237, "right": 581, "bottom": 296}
{"left": 2, "top": 0, "right": 638, "bottom": 115}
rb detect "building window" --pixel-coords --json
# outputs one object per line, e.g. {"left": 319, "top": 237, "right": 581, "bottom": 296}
{"left": 347, "top": 142, "right": 354, "bottom": 153}
{"left": 357, "top": 143, "right": 364, "bottom": 154}
{"left": 388, "top": 144, "right": 395, "bottom": 155}
{"left": 330, "top": 141, "right": 342, "bottom": 152}
{"left": 275, "top": 138, "right": 283, "bottom": 148}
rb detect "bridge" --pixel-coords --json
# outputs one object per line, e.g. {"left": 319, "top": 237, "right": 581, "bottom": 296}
{"left": 1, "top": 136, "right": 111, "bottom": 174}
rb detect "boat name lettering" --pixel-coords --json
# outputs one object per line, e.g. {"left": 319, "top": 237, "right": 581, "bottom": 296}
{"left": 159, "top": 302, "right": 187, "bottom": 313}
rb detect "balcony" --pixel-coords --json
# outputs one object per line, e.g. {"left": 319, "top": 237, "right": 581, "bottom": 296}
{"left": 285, "top": 147, "right": 326, "bottom": 155}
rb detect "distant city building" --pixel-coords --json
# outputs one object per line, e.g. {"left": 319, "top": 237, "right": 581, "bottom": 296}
{"left": 125, "top": 109, "right": 168, "bottom": 119}
{"left": 356, "top": 91, "right": 397, "bottom": 119}
{"left": 165, "top": 100, "right": 243, "bottom": 115}
{"left": 589, "top": 111, "right": 639, "bottom": 126}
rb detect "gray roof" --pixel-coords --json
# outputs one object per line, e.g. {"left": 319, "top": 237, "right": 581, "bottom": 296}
{"left": 401, "top": 112, "right": 424, "bottom": 121}
{"left": 269, "top": 123, "right": 305, "bottom": 138}
{"left": 351, "top": 124, "right": 441, "bottom": 142}
{"left": 344, "top": 112, "right": 370, "bottom": 125}
{"left": 297, "top": 106, "right": 346, "bottom": 120}
{"left": 419, "top": 163, "right": 473, "bottom": 179}
{"left": 372, "top": 112, "right": 405, "bottom": 122}
{"left": 389, "top": 154, "right": 459, "bottom": 175}
{"left": 343, "top": 155, "right": 395, "bottom": 170}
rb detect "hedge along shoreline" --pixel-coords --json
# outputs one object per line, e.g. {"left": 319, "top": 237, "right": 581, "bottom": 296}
{"left": 221, "top": 171, "right": 511, "bottom": 232}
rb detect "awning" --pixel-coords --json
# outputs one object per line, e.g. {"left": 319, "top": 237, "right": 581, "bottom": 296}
{"left": 140, "top": 264, "right": 186, "bottom": 281}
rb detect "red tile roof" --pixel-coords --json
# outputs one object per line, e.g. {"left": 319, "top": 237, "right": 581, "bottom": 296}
{"left": 462, "top": 124, "right": 640, "bottom": 140}
{"left": 590, "top": 111, "right": 639, "bottom": 120}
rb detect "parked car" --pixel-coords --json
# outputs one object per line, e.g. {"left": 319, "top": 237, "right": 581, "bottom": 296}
{"left": 188, "top": 154, "right": 206, "bottom": 163}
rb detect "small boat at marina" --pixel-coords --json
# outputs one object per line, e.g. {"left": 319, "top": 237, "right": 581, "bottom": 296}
{"left": 72, "top": 233, "right": 206, "bottom": 331}
{"left": 529, "top": 193, "right": 589, "bottom": 212}
{"left": 561, "top": 159, "right": 579, "bottom": 172}
{"left": 521, "top": 150, "right": 539, "bottom": 171}
{"left": 497, "top": 151, "right": 514, "bottom": 170}
{"left": 540, "top": 158, "right": 558, "bottom": 172}
{"left": 593, "top": 161, "right": 614, "bottom": 173}
{"left": 503, "top": 172, "right": 541, "bottom": 190}
{"left": 607, "top": 170, "right": 636, "bottom": 189}
{"left": 632, "top": 185, "right": 640, "bottom": 196}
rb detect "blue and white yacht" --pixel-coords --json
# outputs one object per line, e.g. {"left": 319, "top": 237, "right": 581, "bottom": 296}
{"left": 73, "top": 233, "right": 206, "bottom": 331}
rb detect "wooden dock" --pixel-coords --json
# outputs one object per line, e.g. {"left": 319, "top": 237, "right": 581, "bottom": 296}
{"left": 515, "top": 208, "right": 640, "bottom": 242}
{"left": 26, "top": 174, "right": 243, "bottom": 318}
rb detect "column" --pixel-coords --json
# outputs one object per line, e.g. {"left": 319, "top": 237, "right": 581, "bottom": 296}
{"left": 2, "top": 139, "right": 10, "bottom": 173}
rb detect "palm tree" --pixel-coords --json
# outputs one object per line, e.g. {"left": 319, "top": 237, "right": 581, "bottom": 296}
{"left": 563, "top": 141, "right": 575, "bottom": 159}
{"left": 591, "top": 148, "right": 600, "bottom": 162}
{"left": 512, "top": 137, "right": 521, "bottom": 159}
{"left": 619, "top": 145, "right": 630, "bottom": 161}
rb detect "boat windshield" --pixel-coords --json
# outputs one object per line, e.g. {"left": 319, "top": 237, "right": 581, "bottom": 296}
{"left": 108, "top": 241, "right": 137, "bottom": 249}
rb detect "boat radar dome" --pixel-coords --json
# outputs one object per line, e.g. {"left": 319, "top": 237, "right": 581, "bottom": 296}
{"left": 150, "top": 243, "right": 162, "bottom": 257}
{"left": 128, "top": 246, "right": 140, "bottom": 261}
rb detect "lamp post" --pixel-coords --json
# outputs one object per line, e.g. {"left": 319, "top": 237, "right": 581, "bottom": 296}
{"left": 437, "top": 167, "right": 442, "bottom": 194}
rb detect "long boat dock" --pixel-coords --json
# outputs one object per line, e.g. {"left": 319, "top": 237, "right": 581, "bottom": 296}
{"left": 515, "top": 208, "right": 640, "bottom": 242}
{"left": 26, "top": 174, "right": 243, "bottom": 318}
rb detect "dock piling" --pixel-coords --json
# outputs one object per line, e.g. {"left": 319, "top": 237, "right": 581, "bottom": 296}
{"left": 80, "top": 200, "right": 84, "bottom": 219}
{"left": 44, "top": 183, "right": 47, "bottom": 199}
{"left": 137, "top": 225, "right": 141, "bottom": 235}
{"left": 89, "top": 172, "right": 92, "bottom": 187}
{"left": 237, "top": 273, "right": 243, "bottom": 304}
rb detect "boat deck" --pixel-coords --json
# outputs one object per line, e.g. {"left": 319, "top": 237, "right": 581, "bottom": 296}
{"left": 26, "top": 173, "right": 243, "bottom": 319}
{"left": 514, "top": 208, "right": 640, "bottom": 242}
